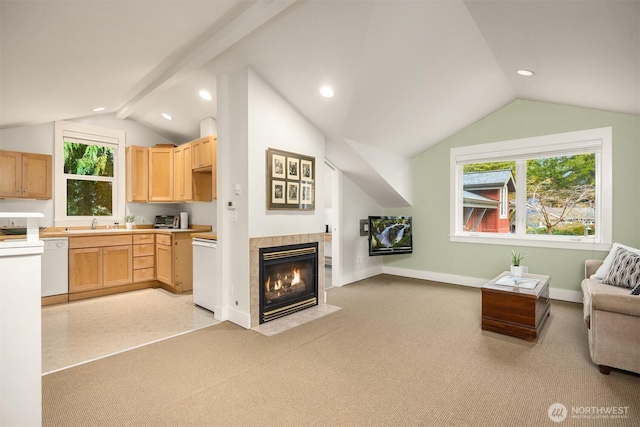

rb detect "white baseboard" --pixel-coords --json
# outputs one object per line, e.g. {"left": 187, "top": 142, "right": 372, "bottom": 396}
{"left": 383, "top": 266, "right": 486, "bottom": 288}
{"left": 549, "top": 288, "right": 583, "bottom": 303}
{"left": 225, "top": 307, "right": 252, "bottom": 329}
{"left": 382, "top": 266, "right": 583, "bottom": 303}
{"left": 340, "top": 265, "right": 384, "bottom": 287}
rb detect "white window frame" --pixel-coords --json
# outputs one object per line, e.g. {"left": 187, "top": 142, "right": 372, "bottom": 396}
{"left": 54, "top": 121, "right": 125, "bottom": 227}
{"left": 450, "top": 127, "right": 612, "bottom": 251}
{"left": 499, "top": 185, "right": 508, "bottom": 219}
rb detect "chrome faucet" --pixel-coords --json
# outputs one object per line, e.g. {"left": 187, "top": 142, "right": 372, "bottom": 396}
{"left": 91, "top": 218, "right": 97, "bottom": 230}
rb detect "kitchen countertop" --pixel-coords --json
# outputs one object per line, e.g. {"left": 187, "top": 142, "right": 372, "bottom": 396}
{"left": 0, "top": 225, "right": 212, "bottom": 241}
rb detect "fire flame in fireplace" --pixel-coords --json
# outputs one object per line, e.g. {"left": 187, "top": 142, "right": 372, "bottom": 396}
{"left": 265, "top": 267, "right": 303, "bottom": 292}
{"left": 291, "top": 267, "right": 301, "bottom": 285}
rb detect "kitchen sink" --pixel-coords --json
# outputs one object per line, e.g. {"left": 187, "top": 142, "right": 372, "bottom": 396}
{"left": 65, "top": 229, "right": 128, "bottom": 234}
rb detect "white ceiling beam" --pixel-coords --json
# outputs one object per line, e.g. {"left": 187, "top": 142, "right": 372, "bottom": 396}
{"left": 117, "top": 0, "right": 297, "bottom": 119}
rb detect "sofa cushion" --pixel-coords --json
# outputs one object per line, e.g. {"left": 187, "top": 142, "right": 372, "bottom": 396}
{"left": 601, "top": 247, "right": 640, "bottom": 289}
{"left": 591, "top": 243, "right": 640, "bottom": 279}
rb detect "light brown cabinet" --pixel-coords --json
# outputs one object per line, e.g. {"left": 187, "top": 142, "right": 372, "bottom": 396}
{"left": 0, "top": 150, "right": 52, "bottom": 199}
{"left": 133, "top": 233, "right": 155, "bottom": 282}
{"left": 126, "top": 146, "right": 148, "bottom": 202}
{"left": 192, "top": 136, "right": 217, "bottom": 200}
{"left": 148, "top": 147, "right": 174, "bottom": 201}
{"left": 69, "top": 235, "right": 133, "bottom": 293}
{"left": 155, "top": 233, "right": 193, "bottom": 292}
{"left": 191, "top": 136, "right": 215, "bottom": 170}
{"left": 126, "top": 138, "right": 215, "bottom": 203}
{"left": 173, "top": 144, "right": 193, "bottom": 202}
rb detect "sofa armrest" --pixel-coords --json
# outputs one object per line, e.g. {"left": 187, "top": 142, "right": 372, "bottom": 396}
{"left": 585, "top": 259, "right": 603, "bottom": 279}
{"left": 591, "top": 292, "right": 640, "bottom": 317}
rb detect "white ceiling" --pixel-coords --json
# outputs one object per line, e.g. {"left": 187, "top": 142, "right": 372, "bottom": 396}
{"left": 1, "top": 0, "right": 638, "bottom": 205}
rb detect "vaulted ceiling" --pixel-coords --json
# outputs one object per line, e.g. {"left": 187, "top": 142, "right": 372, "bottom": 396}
{"left": 1, "top": 1, "right": 638, "bottom": 206}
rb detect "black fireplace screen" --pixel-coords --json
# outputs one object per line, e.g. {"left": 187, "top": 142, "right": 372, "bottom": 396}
{"left": 259, "top": 243, "right": 318, "bottom": 323}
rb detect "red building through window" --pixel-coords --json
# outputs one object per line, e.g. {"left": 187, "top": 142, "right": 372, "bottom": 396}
{"left": 463, "top": 170, "right": 515, "bottom": 233}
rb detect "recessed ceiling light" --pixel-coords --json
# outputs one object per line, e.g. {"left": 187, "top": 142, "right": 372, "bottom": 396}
{"left": 199, "top": 90, "right": 212, "bottom": 101}
{"left": 516, "top": 69, "right": 535, "bottom": 77}
{"left": 320, "top": 86, "right": 334, "bottom": 98}
{"left": 92, "top": 107, "right": 105, "bottom": 112}
{"left": 161, "top": 113, "right": 173, "bottom": 120}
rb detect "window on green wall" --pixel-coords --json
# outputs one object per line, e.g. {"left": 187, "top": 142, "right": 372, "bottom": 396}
{"left": 450, "top": 127, "right": 612, "bottom": 251}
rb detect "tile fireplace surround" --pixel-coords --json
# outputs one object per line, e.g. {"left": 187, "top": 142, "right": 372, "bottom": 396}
{"left": 250, "top": 233, "right": 325, "bottom": 328}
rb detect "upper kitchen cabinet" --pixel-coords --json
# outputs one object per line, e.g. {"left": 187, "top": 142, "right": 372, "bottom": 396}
{"left": 0, "top": 150, "right": 52, "bottom": 199}
{"left": 192, "top": 135, "right": 217, "bottom": 200}
{"left": 191, "top": 135, "right": 216, "bottom": 170}
{"left": 126, "top": 137, "right": 216, "bottom": 203}
{"left": 148, "top": 147, "right": 174, "bottom": 202}
{"left": 173, "top": 143, "right": 192, "bottom": 202}
{"left": 125, "top": 146, "right": 148, "bottom": 202}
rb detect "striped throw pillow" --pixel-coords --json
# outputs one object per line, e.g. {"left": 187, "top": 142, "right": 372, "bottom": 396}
{"left": 602, "top": 248, "right": 640, "bottom": 289}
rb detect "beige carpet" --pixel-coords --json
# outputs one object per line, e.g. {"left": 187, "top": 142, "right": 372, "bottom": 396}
{"left": 42, "top": 275, "right": 639, "bottom": 426}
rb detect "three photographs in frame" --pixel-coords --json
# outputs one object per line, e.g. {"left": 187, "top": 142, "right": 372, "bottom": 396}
{"left": 267, "top": 148, "right": 315, "bottom": 210}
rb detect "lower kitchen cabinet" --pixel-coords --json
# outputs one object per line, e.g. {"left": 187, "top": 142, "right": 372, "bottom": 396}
{"left": 65, "top": 231, "right": 196, "bottom": 299}
{"left": 155, "top": 233, "right": 193, "bottom": 292}
{"left": 69, "top": 235, "right": 133, "bottom": 293}
{"left": 103, "top": 246, "right": 134, "bottom": 287}
{"left": 156, "top": 239, "right": 173, "bottom": 284}
{"left": 133, "top": 233, "right": 155, "bottom": 282}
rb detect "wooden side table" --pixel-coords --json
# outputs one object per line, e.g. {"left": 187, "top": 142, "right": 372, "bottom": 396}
{"left": 481, "top": 272, "right": 551, "bottom": 342}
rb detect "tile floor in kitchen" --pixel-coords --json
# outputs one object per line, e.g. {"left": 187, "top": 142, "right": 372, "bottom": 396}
{"left": 41, "top": 288, "right": 219, "bottom": 374}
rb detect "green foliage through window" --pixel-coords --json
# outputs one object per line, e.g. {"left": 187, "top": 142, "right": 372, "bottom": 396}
{"left": 64, "top": 141, "right": 115, "bottom": 216}
{"left": 526, "top": 154, "right": 595, "bottom": 235}
{"left": 64, "top": 141, "right": 114, "bottom": 177}
{"left": 66, "top": 180, "right": 113, "bottom": 216}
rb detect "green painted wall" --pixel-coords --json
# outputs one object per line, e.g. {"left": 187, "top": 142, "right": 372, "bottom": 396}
{"left": 385, "top": 99, "right": 639, "bottom": 292}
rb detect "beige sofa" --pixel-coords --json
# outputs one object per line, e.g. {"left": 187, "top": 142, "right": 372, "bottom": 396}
{"left": 581, "top": 259, "right": 640, "bottom": 375}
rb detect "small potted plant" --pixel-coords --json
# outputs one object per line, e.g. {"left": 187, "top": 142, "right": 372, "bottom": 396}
{"left": 124, "top": 215, "right": 135, "bottom": 230}
{"left": 510, "top": 250, "right": 527, "bottom": 277}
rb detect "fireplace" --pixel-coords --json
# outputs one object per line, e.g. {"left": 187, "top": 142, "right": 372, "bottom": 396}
{"left": 259, "top": 242, "right": 318, "bottom": 324}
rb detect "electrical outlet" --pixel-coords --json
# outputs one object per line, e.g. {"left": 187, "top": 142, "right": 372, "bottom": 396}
{"left": 9, "top": 220, "right": 16, "bottom": 227}
{"left": 357, "top": 256, "right": 364, "bottom": 264}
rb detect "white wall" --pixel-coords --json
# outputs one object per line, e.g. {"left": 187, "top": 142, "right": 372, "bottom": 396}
{"left": 345, "top": 137, "right": 413, "bottom": 206}
{"left": 0, "top": 122, "right": 55, "bottom": 226}
{"left": 216, "top": 69, "right": 251, "bottom": 327}
{"left": 0, "top": 114, "right": 217, "bottom": 228}
{"left": 340, "top": 173, "right": 384, "bottom": 284}
{"left": 247, "top": 69, "right": 325, "bottom": 238}
{"left": 216, "top": 67, "right": 325, "bottom": 328}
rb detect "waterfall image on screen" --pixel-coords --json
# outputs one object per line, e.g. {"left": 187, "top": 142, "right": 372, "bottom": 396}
{"left": 368, "top": 216, "right": 413, "bottom": 256}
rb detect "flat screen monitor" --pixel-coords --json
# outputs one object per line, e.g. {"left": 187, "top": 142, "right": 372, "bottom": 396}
{"left": 368, "top": 216, "right": 413, "bottom": 256}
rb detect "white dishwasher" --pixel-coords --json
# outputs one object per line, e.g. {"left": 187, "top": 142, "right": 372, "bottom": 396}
{"left": 192, "top": 238, "right": 217, "bottom": 312}
{"left": 41, "top": 237, "right": 69, "bottom": 297}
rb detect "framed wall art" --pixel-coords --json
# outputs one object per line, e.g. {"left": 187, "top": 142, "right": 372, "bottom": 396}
{"left": 267, "top": 148, "right": 315, "bottom": 210}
